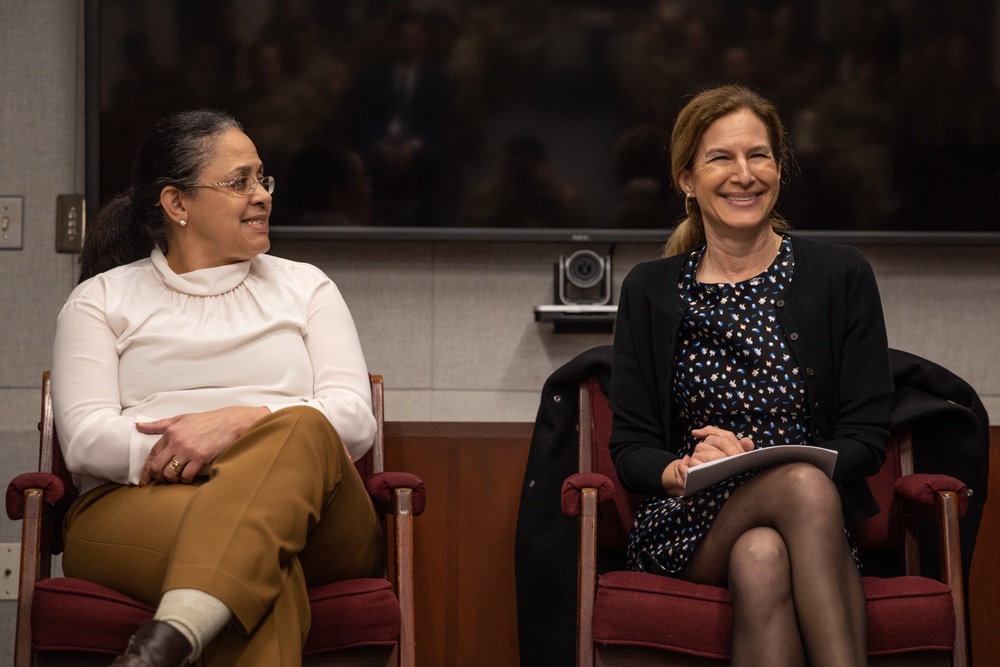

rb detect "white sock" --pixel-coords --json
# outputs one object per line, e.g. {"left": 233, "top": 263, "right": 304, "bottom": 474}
{"left": 154, "top": 588, "right": 233, "bottom": 660}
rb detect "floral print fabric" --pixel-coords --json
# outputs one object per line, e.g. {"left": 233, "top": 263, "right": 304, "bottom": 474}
{"left": 627, "top": 236, "right": 811, "bottom": 574}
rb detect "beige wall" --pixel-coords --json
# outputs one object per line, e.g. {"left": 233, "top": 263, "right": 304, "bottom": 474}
{"left": 1, "top": 2, "right": 998, "bottom": 663}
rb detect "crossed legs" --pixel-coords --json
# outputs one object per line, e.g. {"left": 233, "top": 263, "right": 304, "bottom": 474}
{"left": 63, "top": 406, "right": 383, "bottom": 666}
{"left": 677, "top": 463, "right": 868, "bottom": 667}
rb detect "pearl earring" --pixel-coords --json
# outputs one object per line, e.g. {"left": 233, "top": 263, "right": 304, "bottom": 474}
{"left": 179, "top": 219, "right": 187, "bottom": 227}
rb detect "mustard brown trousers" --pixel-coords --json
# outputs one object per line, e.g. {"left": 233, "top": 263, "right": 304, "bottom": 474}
{"left": 62, "top": 406, "right": 384, "bottom": 666}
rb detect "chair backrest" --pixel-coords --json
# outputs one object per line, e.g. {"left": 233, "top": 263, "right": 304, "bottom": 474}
{"left": 34, "top": 373, "right": 78, "bottom": 570}
{"left": 39, "top": 372, "right": 70, "bottom": 485}
{"left": 357, "top": 374, "right": 385, "bottom": 480}
{"left": 848, "top": 427, "right": 912, "bottom": 551}
{"left": 578, "top": 376, "right": 645, "bottom": 551}
{"left": 38, "top": 371, "right": 386, "bottom": 554}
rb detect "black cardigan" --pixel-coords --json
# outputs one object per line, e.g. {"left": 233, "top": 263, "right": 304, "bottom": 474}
{"left": 609, "top": 235, "right": 894, "bottom": 521}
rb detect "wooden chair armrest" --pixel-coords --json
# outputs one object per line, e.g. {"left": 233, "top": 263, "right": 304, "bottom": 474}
{"left": 361, "top": 470, "right": 424, "bottom": 667}
{"left": 561, "top": 473, "right": 614, "bottom": 667}
{"left": 894, "top": 473, "right": 969, "bottom": 518}
{"left": 560, "top": 473, "right": 615, "bottom": 517}
{"left": 6, "top": 472, "right": 69, "bottom": 520}
{"left": 895, "top": 476, "right": 968, "bottom": 667}
{"left": 364, "top": 471, "right": 425, "bottom": 516}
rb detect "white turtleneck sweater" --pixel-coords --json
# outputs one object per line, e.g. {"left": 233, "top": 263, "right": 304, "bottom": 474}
{"left": 52, "top": 248, "right": 376, "bottom": 493}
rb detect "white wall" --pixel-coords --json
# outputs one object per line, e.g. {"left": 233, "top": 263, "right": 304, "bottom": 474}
{"left": 1, "top": 2, "right": 998, "bottom": 664}
{"left": 266, "top": 238, "right": 1000, "bottom": 425}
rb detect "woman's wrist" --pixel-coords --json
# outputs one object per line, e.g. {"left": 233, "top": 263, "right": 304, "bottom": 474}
{"left": 661, "top": 459, "right": 686, "bottom": 496}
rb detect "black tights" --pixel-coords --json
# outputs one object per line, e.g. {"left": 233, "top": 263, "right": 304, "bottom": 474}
{"left": 677, "top": 463, "right": 867, "bottom": 667}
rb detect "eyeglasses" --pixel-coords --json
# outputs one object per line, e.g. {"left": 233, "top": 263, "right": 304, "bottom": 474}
{"left": 193, "top": 175, "right": 275, "bottom": 196}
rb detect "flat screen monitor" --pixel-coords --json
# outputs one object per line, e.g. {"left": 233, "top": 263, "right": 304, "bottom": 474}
{"left": 86, "top": 0, "right": 1000, "bottom": 244}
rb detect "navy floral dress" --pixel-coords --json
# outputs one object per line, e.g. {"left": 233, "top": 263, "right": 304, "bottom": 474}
{"left": 627, "top": 236, "right": 812, "bottom": 575}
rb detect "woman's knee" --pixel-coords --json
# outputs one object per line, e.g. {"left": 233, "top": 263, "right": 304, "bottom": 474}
{"left": 257, "top": 405, "right": 336, "bottom": 440}
{"left": 765, "top": 463, "right": 843, "bottom": 517}
{"left": 729, "top": 527, "right": 791, "bottom": 593}
{"left": 227, "top": 405, "right": 348, "bottom": 467}
{"left": 63, "top": 483, "right": 197, "bottom": 604}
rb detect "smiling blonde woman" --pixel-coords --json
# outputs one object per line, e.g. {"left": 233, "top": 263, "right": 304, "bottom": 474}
{"left": 609, "top": 85, "right": 893, "bottom": 667}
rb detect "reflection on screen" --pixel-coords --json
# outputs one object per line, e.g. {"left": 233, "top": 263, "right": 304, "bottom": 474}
{"left": 94, "top": 1, "right": 1000, "bottom": 235}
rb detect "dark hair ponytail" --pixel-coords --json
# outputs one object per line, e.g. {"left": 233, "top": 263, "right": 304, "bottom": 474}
{"left": 78, "top": 192, "right": 152, "bottom": 281}
{"left": 79, "top": 109, "right": 243, "bottom": 282}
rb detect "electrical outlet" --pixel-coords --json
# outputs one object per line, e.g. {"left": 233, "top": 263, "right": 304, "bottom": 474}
{"left": 0, "top": 196, "right": 24, "bottom": 250}
{"left": 1, "top": 542, "right": 19, "bottom": 599}
{"left": 56, "top": 193, "right": 86, "bottom": 253}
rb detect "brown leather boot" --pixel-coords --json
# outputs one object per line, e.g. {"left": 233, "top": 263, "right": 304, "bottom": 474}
{"left": 111, "top": 620, "right": 193, "bottom": 667}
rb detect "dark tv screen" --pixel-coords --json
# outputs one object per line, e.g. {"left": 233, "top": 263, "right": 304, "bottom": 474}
{"left": 87, "top": 0, "right": 1000, "bottom": 243}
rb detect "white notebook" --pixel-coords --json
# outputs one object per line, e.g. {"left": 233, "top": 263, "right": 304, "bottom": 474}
{"left": 682, "top": 445, "right": 838, "bottom": 496}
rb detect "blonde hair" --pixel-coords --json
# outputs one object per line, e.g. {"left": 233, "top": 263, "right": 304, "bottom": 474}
{"left": 663, "top": 85, "right": 789, "bottom": 257}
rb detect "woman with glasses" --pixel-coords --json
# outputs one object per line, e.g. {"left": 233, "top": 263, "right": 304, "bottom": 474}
{"left": 52, "top": 109, "right": 382, "bottom": 666}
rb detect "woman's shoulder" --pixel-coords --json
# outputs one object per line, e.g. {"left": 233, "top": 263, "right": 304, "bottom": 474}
{"left": 253, "top": 253, "right": 332, "bottom": 283}
{"left": 66, "top": 256, "right": 154, "bottom": 302}
{"left": 786, "top": 235, "right": 882, "bottom": 308}
{"left": 627, "top": 252, "right": 688, "bottom": 278}
{"left": 622, "top": 252, "right": 688, "bottom": 290}
{"left": 790, "top": 235, "right": 870, "bottom": 265}
{"left": 251, "top": 254, "right": 342, "bottom": 302}
{"left": 789, "top": 235, "right": 874, "bottom": 278}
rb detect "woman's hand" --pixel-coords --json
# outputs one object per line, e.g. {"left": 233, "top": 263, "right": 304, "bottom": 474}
{"left": 661, "top": 455, "right": 692, "bottom": 496}
{"left": 688, "top": 426, "right": 755, "bottom": 468}
{"left": 661, "top": 427, "right": 754, "bottom": 495}
{"left": 136, "top": 406, "right": 270, "bottom": 485}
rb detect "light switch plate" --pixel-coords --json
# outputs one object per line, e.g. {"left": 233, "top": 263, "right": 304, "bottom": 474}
{"left": 56, "top": 194, "right": 86, "bottom": 253}
{"left": 0, "top": 196, "right": 24, "bottom": 249}
{"left": 0, "top": 542, "right": 19, "bottom": 599}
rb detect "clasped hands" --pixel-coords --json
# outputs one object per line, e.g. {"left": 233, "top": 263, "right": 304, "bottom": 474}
{"left": 662, "top": 426, "right": 755, "bottom": 496}
{"left": 136, "top": 405, "right": 270, "bottom": 486}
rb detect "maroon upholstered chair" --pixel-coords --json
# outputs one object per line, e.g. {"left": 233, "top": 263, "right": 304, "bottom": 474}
{"left": 561, "top": 376, "right": 969, "bottom": 667}
{"left": 7, "top": 372, "right": 425, "bottom": 667}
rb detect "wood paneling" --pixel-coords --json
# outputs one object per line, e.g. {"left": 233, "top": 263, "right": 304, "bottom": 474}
{"left": 385, "top": 422, "right": 533, "bottom": 667}
{"left": 386, "top": 422, "right": 999, "bottom": 667}
{"left": 969, "top": 426, "right": 1000, "bottom": 667}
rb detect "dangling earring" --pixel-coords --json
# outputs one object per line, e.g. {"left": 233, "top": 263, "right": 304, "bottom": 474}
{"left": 684, "top": 193, "right": 696, "bottom": 216}
{"left": 179, "top": 219, "right": 187, "bottom": 227}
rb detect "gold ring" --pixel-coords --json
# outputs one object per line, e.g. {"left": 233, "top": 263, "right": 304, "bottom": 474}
{"left": 168, "top": 459, "right": 184, "bottom": 472}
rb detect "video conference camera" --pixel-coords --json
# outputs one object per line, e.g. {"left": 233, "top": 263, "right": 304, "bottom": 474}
{"left": 555, "top": 249, "right": 612, "bottom": 305}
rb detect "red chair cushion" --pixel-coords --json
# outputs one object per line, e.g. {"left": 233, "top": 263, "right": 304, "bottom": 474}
{"left": 863, "top": 576, "right": 956, "bottom": 655}
{"left": 31, "top": 578, "right": 154, "bottom": 654}
{"left": 591, "top": 572, "right": 955, "bottom": 659}
{"left": 593, "top": 571, "right": 733, "bottom": 659}
{"left": 29, "top": 576, "right": 400, "bottom": 656}
{"left": 304, "top": 578, "right": 401, "bottom": 653}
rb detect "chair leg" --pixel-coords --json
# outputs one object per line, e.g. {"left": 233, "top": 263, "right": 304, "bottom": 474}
{"left": 936, "top": 492, "right": 967, "bottom": 667}
{"left": 578, "top": 488, "right": 599, "bottom": 667}
{"left": 393, "top": 488, "right": 416, "bottom": 667}
{"left": 14, "top": 489, "right": 46, "bottom": 667}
